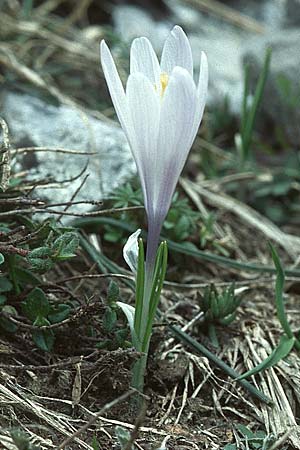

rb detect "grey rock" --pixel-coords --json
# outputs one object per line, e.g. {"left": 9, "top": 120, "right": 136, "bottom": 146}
{"left": 243, "top": 29, "right": 300, "bottom": 146}
{"left": 2, "top": 91, "right": 136, "bottom": 214}
{"left": 285, "top": 0, "right": 300, "bottom": 27}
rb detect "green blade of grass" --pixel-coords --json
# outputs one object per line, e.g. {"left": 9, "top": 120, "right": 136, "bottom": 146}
{"left": 270, "top": 243, "right": 300, "bottom": 351}
{"left": 241, "top": 48, "right": 272, "bottom": 161}
{"left": 236, "top": 335, "right": 295, "bottom": 380}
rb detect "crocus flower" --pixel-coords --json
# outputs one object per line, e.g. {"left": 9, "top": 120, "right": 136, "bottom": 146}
{"left": 100, "top": 25, "right": 208, "bottom": 268}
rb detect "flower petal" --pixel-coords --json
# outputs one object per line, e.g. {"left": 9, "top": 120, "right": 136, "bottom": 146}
{"left": 160, "top": 25, "right": 193, "bottom": 76}
{"left": 154, "top": 67, "right": 197, "bottom": 216}
{"left": 100, "top": 40, "right": 131, "bottom": 139}
{"left": 123, "top": 229, "right": 141, "bottom": 273}
{"left": 126, "top": 72, "right": 160, "bottom": 215}
{"left": 189, "top": 51, "right": 208, "bottom": 147}
{"left": 130, "top": 36, "right": 161, "bottom": 85}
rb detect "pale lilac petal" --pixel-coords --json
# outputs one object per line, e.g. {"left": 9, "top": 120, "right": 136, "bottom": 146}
{"left": 126, "top": 72, "right": 160, "bottom": 215}
{"left": 100, "top": 40, "right": 135, "bottom": 147}
{"left": 130, "top": 37, "right": 161, "bottom": 86}
{"left": 155, "top": 67, "right": 197, "bottom": 216}
{"left": 123, "top": 229, "right": 141, "bottom": 273}
{"left": 161, "top": 26, "right": 193, "bottom": 76}
{"left": 189, "top": 51, "right": 208, "bottom": 147}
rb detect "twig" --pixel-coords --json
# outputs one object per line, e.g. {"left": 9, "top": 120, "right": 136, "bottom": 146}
{"left": 12, "top": 146, "right": 96, "bottom": 156}
{"left": 0, "top": 244, "right": 29, "bottom": 257}
{"left": 56, "top": 389, "right": 136, "bottom": 450}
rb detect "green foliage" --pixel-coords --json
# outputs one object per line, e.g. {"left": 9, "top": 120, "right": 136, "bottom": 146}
{"left": 27, "top": 231, "right": 79, "bottom": 272}
{"left": 20, "top": 287, "right": 71, "bottom": 352}
{"left": 164, "top": 193, "right": 201, "bottom": 241}
{"left": 103, "top": 184, "right": 201, "bottom": 244}
{"left": 199, "top": 283, "right": 243, "bottom": 347}
{"left": 97, "top": 280, "right": 130, "bottom": 350}
{"left": 200, "top": 283, "right": 241, "bottom": 325}
{"left": 91, "top": 436, "right": 101, "bottom": 450}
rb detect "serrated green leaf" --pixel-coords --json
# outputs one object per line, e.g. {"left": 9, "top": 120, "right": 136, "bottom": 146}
{"left": 52, "top": 232, "right": 79, "bottom": 260}
{"left": 32, "top": 316, "right": 54, "bottom": 352}
{"left": 236, "top": 335, "right": 295, "bottom": 380}
{"left": 22, "top": 288, "right": 50, "bottom": 321}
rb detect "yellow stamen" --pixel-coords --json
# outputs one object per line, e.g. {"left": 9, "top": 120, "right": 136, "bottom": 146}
{"left": 155, "top": 72, "right": 169, "bottom": 97}
{"left": 160, "top": 72, "right": 169, "bottom": 96}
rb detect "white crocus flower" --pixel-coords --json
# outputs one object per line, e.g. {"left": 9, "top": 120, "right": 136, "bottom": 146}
{"left": 100, "top": 25, "right": 208, "bottom": 267}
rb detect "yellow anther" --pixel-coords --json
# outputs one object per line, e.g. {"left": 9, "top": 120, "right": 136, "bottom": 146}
{"left": 160, "top": 72, "right": 169, "bottom": 96}
{"left": 155, "top": 72, "right": 169, "bottom": 97}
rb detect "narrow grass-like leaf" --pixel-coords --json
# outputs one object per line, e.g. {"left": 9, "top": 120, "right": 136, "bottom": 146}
{"left": 241, "top": 48, "right": 272, "bottom": 161}
{"left": 143, "top": 242, "right": 168, "bottom": 351}
{"left": 167, "top": 321, "right": 273, "bottom": 405}
{"left": 236, "top": 335, "right": 295, "bottom": 380}
{"left": 270, "top": 243, "right": 300, "bottom": 351}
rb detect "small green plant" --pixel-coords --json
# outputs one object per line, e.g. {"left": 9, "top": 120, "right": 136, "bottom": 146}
{"left": 97, "top": 280, "right": 130, "bottom": 350}
{"left": 163, "top": 193, "right": 201, "bottom": 241}
{"left": 21, "top": 287, "right": 71, "bottom": 352}
{"left": 199, "top": 283, "right": 242, "bottom": 347}
{"left": 27, "top": 231, "right": 79, "bottom": 272}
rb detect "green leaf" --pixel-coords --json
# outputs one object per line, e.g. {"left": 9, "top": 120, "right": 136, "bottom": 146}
{"left": 32, "top": 316, "right": 54, "bottom": 352}
{"left": 0, "top": 253, "right": 4, "bottom": 265}
{"left": 269, "top": 243, "right": 298, "bottom": 348}
{"left": 236, "top": 335, "right": 295, "bottom": 380}
{"left": 22, "top": 288, "right": 50, "bottom": 321}
{"left": 0, "top": 305, "right": 18, "bottom": 333}
{"left": 241, "top": 48, "right": 272, "bottom": 163}
{"left": 27, "top": 247, "right": 53, "bottom": 272}
{"left": 0, "top": 276, "right": 13, "bottom": 293}
{"left": 48, "top": 304, "right": 70, "bottom": 323}
{"left": 103, "top": 307, "right": 117, "bottom": 332}
{"left": 52, "top": 232, "right": 79, "bottom": 260}
{"left": 107, "top": 280, "right": 120, "bottom": 304}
